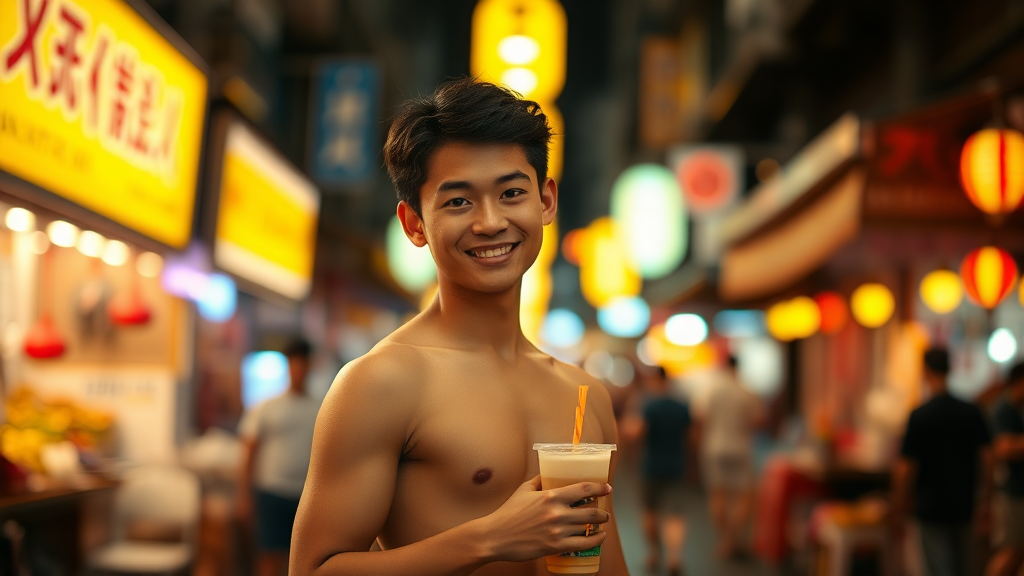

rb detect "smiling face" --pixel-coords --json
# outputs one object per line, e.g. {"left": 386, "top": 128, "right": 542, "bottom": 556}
{"left": 397, "top": 141, "right": 557, "bottom": 295}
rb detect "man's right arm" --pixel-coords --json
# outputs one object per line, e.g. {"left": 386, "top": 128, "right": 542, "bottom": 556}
{"left": 289, "top": 354, "right": 612, "bottom": 576}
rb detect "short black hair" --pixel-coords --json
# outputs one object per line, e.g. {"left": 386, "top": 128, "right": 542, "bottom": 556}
{"left": 383, "top": 78, "right": 553, "bottom": 215}
{"left": 654, "top": 366, "right": 667, "bottom": 380}
{"left": 923, "top": 347, "right": 950, "bottom": 376}
{"left": 283, "top": 337, "right": 312, "bottom": 359}
{"left": 727, "top": 355, "right": 738, "bottom": 368}
{"left": 1009, "top": 361, "right": 1024, "bottom": 385}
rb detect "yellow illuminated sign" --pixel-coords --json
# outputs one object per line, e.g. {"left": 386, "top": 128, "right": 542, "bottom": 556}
{"left": 215, "top": 121, "right": 319, "bottom": 301}
{"left": 0, "top": 0, "right": 206, "bottom": 248}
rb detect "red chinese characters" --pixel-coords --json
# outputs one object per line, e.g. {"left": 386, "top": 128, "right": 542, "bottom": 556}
{"left": 1, "top": 0, "right": 185, "bottom": 174}
{"left": 49, "top": 6, "right": 85, "bottom": 110}
{"left": 3, "top": 0, "right": 50, "bottom": 89}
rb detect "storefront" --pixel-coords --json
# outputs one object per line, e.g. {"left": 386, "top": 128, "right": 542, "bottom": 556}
{"left": 0, "top": 0, "right": 207, "bottom": 571}
{"left": 712, "top": 83, "right": 1024, "bottom": 564}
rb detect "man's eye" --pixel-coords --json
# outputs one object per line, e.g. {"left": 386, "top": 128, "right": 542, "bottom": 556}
{"left": 502, "top": 188, "right": 526, "bottom": 199}
{"left": 444, "top": 198, "right": 469, "bottom": 208}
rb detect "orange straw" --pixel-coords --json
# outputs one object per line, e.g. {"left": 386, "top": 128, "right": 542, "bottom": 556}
{"left": 572, "top": 385, "right": 589, "bottom": 445}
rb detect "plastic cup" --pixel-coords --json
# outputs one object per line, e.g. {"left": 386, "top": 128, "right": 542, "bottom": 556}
{"left": 533, "top": 443, "right": 617, "bottom": 574}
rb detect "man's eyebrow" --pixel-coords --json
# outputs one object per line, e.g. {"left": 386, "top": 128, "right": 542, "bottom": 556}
{"left": 437, "top": 180, "right": 472, "bottom": 193}
{"left": 495, "top": 170, "right": 531, "bottom": 185}
{"left": 436, "top": 170, "right": 531, "bottom": 193}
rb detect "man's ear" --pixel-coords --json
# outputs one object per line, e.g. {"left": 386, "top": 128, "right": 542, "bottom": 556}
{"left": 540, "top": 177, "right": 558, "bottom": 226}
{"left": 397, "top": 201, "right": 427, "bottom": 247}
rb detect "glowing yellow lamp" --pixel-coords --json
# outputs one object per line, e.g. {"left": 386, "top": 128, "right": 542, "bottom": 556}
{"left": 578, "top": 217, "right": 641, "bottom": 308}
{"left": 766, "top": 301, "right": 794, "bottom": 342}
{"left": 787, "top": 296, "right": 821, "bottom": 339}
{"left": 851, "top": 283, "right": 895, "bottom": 328}
{"left": 920, "top": 270, "right": 963, "bottom": 314}
{"left": 470, "top": 0, "right": 566, "bottom": 103}
{"left": 521, "top": 222, "right": 559, "bottom": 343}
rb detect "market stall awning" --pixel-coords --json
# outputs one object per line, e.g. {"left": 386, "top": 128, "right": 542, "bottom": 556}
{"left": 719, "top": 168, "right": 864, "bottom": 301}
{"left": 717, "top": 113, "right": 862, "bottom": 302}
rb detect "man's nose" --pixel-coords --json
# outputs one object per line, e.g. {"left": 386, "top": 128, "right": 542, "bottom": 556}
{"left": 472, "top": 201, "right": 508, "bottom": 236}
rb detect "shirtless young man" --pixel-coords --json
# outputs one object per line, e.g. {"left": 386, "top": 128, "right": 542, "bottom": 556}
{"left": 289, "top": 79, "right": 629, "bottom": 576}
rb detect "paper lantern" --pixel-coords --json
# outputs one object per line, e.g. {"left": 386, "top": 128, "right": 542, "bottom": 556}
{"left": 766, "top": 297, "right": 820, "bottom": 341}
{"left": 851, "top": 283, "right": 895, "bottom": 328}
{"left": 609, "top": 164, "right": 688, "bottom": 279}
{"left": 919, "top": 269, "right": 963, "bottom": 314}
{"left": 959, "top": 128, "right": 1024, "bottom": 215}
{"left": 578, "top": 217, "right": 641, "bottom": 307}
{"left": 960, "top": 246, "right": 1018, "bottom": 309}
{"left": 814, "top": 292, "right": 848, "bottom": 334}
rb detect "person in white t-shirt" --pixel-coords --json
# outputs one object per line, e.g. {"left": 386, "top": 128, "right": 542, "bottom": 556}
{"left": 698, "top": 355, "right": 762, "bottom": 559}
{"left": 238, "top": 338, "right": 321, "bottom": 576}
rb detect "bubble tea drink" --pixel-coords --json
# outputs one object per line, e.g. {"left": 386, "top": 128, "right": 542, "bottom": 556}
{"left": 533, "top": 443, "right": 617, "bottom": 574}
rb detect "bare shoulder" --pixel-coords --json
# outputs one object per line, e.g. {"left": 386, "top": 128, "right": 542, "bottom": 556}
{"left": 319, "top": 337, "right": 430, "bottom": 427}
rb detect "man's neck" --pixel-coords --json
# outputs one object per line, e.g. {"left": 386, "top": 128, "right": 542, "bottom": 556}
{"left": 428, "top": 278, "right": 528, "bottom": 360}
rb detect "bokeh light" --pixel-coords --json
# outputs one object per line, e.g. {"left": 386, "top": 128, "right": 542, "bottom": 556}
{"left": 609, "top": 164, "right": 687, "bottom": 279}
{"left": 578, "top": 217, "right": 641, "bottom": 307}
{"left": 851, "top": 283, "right": 895, "bottom": 328}
{"left": 241, "top": 351, "right": 289, "bottom": 409}
{"left": 597, "top": 296, "right": 650, "bottom": 338}
{"left": 76, "top": 231, "right": 106, "bottom": 258}
{"left": 814, "top": 292, "right": 848, "bottom": 334}
{"left": 4, "top": 207, "right": 34, "bottom": 232}
{"left": 136, "top": 252, "right": 164, "bottom": 278}
{"left": 713, "top": 310, "right": 765, "bottom": 338}
{"left": 197, "top": 273, "right": 237, "bottom": 323}
{"left": 988, "top": 328, "right": 1018, "bottom": 364}
{"left": 541, "top": 308, "right": 585, "bottom": 348}
{"left": 920, "top": 269, "right": 963, "bottom": 314}
{"left": 101, "top": 240, "right": 130, "bottom": 266}
{"left": 665, "top": 313, "right": 708, "bottom": 346}
{"left": 46, "top": 220, "right": 79, "bottom": 248}
{"left": 386, "top": 215, "right": 437, "bottom": 294}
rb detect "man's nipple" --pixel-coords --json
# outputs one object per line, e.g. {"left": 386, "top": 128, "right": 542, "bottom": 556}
{"left": 473, "top": 468, "right": 493, "bottom": 484}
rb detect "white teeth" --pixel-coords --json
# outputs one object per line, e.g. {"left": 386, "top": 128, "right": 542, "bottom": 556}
{"left": 473, "top": 244, "right": 513, "bottom": 258}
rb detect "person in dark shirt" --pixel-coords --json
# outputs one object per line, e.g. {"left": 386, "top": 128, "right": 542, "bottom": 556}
{"left": 636, "top": 366, "right": 693, "bottom": 576}
{"left": 892, "top": 347, "right": 993, "bottom": 576}
{"left": 987, "top": 361, "right": 1024, "bottom": 576}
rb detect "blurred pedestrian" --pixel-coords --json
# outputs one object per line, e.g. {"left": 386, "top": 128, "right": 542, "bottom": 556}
{"left": 699, "top": 355, "right": 762, "bottom": 559}
{"left": 891, "top": 347, "right": 993, "bottom": 576}
{"left": 986, "top": 361, "right": 1024, "bottom": 576}
{"left": 636, "top": 366, "right": 692, "bottom": 576}
{"left": 238, "top": 338, "right": 319, "bottom": 576}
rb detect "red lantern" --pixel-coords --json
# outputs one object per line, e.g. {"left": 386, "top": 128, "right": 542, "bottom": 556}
{"left": 959, "top": 246, "right": 1018, "bottom": 309}
{"left": 814, "top": 292, "right": 849, "bottom": 335}
{"left": 24, "top": 315, "right": 66, "bottom": 359}
{"left": 960, "top": 128, "right": 1024, "bottom": 215}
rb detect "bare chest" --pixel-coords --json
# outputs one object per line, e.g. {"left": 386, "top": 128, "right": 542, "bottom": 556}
{"left": 379, "top": 355, "right": 601, "bottom": 545}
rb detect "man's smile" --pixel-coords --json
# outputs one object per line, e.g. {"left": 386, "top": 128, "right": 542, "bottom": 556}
{"left": 464, "top": 242, "right": 521, "bottom": 259}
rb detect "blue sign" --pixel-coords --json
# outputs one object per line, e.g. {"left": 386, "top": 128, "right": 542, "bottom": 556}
{"left": 309, "top": 60, "right": 380, "bottom": 186}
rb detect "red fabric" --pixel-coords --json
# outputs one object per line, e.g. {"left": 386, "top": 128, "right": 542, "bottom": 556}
{"left": 753, "top": 457, "right": 826, "bottom": 564}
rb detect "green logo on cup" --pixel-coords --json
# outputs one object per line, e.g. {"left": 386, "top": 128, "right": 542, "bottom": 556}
{"left": 562, "top": 545, "right": 601, "bottom": 558}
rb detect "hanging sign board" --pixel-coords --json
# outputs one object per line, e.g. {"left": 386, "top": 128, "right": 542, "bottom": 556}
{"left": 0, "top": 0, "right": 207, "bottom": 249}
{"left": 214, "top": 116, "right": 320, "bottom": 301}
{"left": 308, "top": 59, "right": 380, "bottom": 187}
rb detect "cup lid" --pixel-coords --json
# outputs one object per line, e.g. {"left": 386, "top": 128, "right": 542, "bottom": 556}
{"left": 533, "top": 443, "right": 617, "bottom": 454}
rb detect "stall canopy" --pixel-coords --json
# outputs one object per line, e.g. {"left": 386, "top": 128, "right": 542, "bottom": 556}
{"left": 716, "top": 86, "right": 1024, "bottom": 303}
